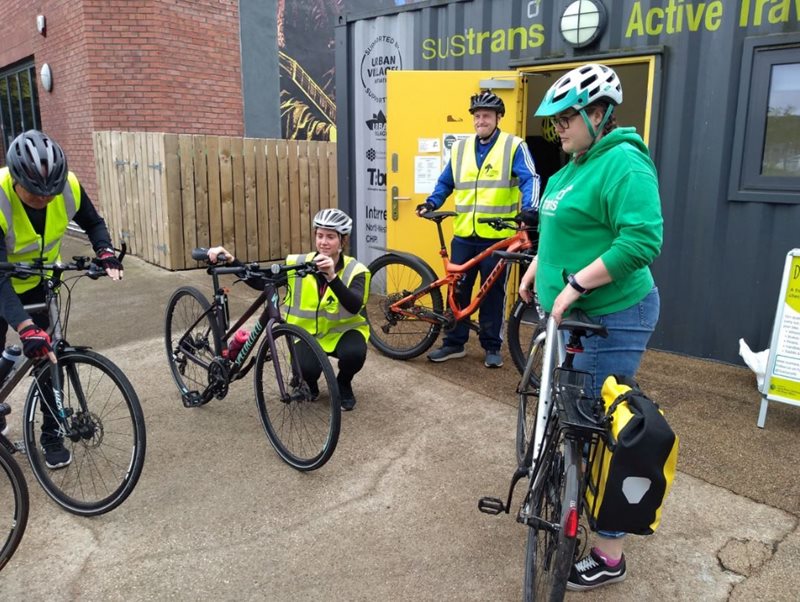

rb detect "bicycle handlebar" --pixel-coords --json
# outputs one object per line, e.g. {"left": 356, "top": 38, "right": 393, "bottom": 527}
{"left": 0, "top": 242, "right": 127, "bottom": 281}
{"left": 192, "top": 248, "right": 319, "bottom": 282}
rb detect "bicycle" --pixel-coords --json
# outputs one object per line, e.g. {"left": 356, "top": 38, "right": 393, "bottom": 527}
{"left": 0, "top": 247, "right": 146, "bottom": 517}
{"left": 0, "top": 407, "right": 28, "bottom": 571}
{"left": 364, "top": 211, "right": 540, "bottom": 372}
{"left": 164, "top": 249, "right": 341, "bottom": 471}
{"left": 479, "top": 309, "right": 609, "bottom": 601}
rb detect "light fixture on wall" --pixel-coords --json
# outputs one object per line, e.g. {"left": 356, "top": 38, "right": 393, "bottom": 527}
{"left": 36, "top": 14, "right": 46, "bottom": 36}
{"left": 559, "top": 0, "right": 607, "bottom": 48}
{"left": 40, "top": 63, "right": 53, "bottom": 92}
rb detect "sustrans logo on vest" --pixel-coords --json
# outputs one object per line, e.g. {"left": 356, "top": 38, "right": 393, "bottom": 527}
{"left": 361, "top": 36, "right": 403, "bottom": 103}
{"left": 483, "top": 163, "right": 498, "bottom": 178}
{"left": 540, "top": 185, "right": 573, "bottom": 215}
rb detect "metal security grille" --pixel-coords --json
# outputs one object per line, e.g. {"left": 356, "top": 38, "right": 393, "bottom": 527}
{"left": 0, "top": 60, "right": 41, "bottom": 165}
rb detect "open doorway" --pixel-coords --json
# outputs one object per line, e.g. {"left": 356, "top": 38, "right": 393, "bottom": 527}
{"left": 520, "top": 58, "right": 656, "bottom": 192}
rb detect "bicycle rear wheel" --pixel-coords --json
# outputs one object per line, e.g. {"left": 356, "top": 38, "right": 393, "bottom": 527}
{"left": 365, "top": 253, "right": 444, "bottom": 360}
{"left": 23, "top": 350, "right": 146, "bottom": 516}
{"left": 523, "top": 431, "right": 580, "bottom": 601}
{"left": 255, "top": 324, "right": 340, "bottom": 471}
{"left": 507, "top": 299, "right": 544, "bottom": 376}
{"left": 164, "top": 286, "right": 219, "bottom": 395}
{"left": 0, "top": 442, "right": 28, "bottom": 571}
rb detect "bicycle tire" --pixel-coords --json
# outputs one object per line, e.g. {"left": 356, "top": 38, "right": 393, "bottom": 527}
{"left": 516, "top": 329, "right": 546, "bottom": 466}
{"left": 507, "top": 299, "right": 544, "bottom": 376}
{"left": 0, "top": 442, "right": 28, "bottom": 571}
{"left": 364, "top": 253, "right": 444, "bottom": 360}
{"left": 523, "top": 432, "right": 580, "bottom": 601}
{"left": 254, "top": 323, "right": 340, "bottom": 471}
{"left": 164, "top": 286, "right": 219, "bottom": 396}
{"left": 22, "top": 349, "right": 146, "bottom": 516}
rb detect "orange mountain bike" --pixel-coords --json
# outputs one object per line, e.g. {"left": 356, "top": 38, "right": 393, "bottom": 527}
{"left": 365, "top": 211, "right": 541, "bottom": 373}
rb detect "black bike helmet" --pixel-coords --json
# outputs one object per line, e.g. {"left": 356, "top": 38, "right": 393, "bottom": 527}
{"left": 469, "top": 90, "right": 505, "bottom": 116}
{"left": 6, "top": 130, "right": 68, "bottom": 196}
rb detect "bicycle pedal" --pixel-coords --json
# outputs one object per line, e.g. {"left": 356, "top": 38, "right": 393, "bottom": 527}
{"left": 478, "top": 496, "right": 506, "bottom": 515}
{"left": 182, "top": 391, "right": 207, "bottom": 408}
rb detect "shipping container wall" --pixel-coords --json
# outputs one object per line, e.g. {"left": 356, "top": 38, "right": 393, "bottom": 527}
{"left": 337, "top": 0, "right": 800, "bottom": 364}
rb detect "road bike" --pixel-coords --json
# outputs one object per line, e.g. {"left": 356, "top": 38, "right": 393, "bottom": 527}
{"left": 0, "top": 407, "right": 28, "bottom": 571}
{"left": 0, "top": 248, "right": 146, "bottom": 517}
{"left": 365, "top": 211, "right": 540, "bottom": 373}
{"left": 479, "top": 309, "right": 609, "bottom": 601}
{"left": 164, "top": 249, "right": 341, "bottom": 471}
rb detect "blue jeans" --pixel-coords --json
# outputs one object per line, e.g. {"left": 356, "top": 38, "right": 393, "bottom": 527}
{"left": 566, "top": 286, "right": 660, "bottom": 538}
{"left": 442, "top": 236, "right": 508, "bottom": 352}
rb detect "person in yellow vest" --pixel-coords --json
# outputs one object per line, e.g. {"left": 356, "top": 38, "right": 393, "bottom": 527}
{"left": 0, "top": 130, "right": 123, "bottom": 467}
{"left": 207, "top": 208, "right": 369, "bottom": 411}
{"left": 416, "top": 90, "right": 540, "bottom": 368}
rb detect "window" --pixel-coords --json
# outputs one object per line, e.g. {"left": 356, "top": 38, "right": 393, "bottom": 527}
{"left": 0, "top": 59, "right": 42, "bottom": 165}
{"left": 729, "top": 35, "right": 800, "bottom": 203}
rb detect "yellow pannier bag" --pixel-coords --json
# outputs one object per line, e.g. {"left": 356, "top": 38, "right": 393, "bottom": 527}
{"left": 585, "top": 375, "right": 679, "bottom": 535}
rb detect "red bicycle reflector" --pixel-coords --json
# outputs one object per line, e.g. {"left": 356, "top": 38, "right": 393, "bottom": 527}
{"left": 566, "top": 345, "right": 583, "bottom": 354}
{"left": 565, "top": 507, "right": 579, "bottom": 538}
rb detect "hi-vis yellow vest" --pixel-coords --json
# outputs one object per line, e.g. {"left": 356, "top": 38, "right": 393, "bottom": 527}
{"left": 0, "top": 168, "right": 81, "bottom": 293}
{"left": 450, "top": 131, "right": 522, "bottom": 239}
{"left": 285, "top": 252, "right": 370, "bottom": 352}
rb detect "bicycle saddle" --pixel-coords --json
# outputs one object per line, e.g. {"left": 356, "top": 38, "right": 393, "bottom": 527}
{"left": 559, "top": 309, "right": 609, "bottom": 338}
{"left": 423, "top": 211, "right": 456, "bottom": 222}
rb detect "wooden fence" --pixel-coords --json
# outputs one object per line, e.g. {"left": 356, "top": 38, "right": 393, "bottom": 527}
{"left": 93, "top": 132, "right": 337, "bottom": 269}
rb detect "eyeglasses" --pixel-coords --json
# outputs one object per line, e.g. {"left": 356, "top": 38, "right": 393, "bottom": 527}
{"left": 550, "top": 112, "right": 580, "bottom": 130}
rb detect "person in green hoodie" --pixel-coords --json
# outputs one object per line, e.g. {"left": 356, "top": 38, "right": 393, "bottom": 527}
{"left": 518, "top": 64, "right": 663, "bottom": 592}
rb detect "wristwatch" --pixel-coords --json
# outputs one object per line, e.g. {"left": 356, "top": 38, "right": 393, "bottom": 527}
{"left": 567, "top": 273, "right": 590, "bottom": 295}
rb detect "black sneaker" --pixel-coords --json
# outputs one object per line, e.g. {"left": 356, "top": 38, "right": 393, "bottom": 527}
{"left": 427, "top": 345, "right": 466, "bottom": 362}
{"left": 41, "top": 435, "right": 73, "bottom": 470}
{"left": 340, "top": 382, "right": 356, "bottom": 411}
{"left": 567, "top": 549, "right": 626, "bottom": 591}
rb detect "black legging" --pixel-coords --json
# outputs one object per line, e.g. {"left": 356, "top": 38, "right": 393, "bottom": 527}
{"left": 295, "top": 329, "right": 367, "bottom": 387}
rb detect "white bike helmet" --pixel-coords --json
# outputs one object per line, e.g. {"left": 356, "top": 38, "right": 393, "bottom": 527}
{"left": 313, "top": 208, "right": 353, "bottom": 236}
{"left": 535, "top": 63, "right": 623, "bottom": 117}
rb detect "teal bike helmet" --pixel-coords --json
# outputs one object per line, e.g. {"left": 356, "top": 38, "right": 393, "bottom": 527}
{"left": 535, "top": 63, "right": 622, "bottom": 117}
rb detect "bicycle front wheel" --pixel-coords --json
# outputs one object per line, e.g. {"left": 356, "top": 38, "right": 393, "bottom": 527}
{"left": 507, "top": 299, "right": 544, "bottom": 376}
{"left": 0, "top": 442, "right": 28, "bottom": 571}
{"left": 164, "top": 286, "right": 219, "bottom": 396}
{"left": 523, "top": 432, "right": 580, "bottom": 601}
{"left": 365, "top": 253, "right": 444, "bottom": 360}
{"left": 23, "top": 350, "right": 147, "bottom": 516}
{"left": 255, "top": 324, "right": 340, "bottom": 471}
{"left": 516, "top": 331, "right": 545, "bottom": 466}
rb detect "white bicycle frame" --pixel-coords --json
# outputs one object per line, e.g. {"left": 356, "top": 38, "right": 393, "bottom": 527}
{"left": 528, "top": 315, "right": 566, "bottom": 476}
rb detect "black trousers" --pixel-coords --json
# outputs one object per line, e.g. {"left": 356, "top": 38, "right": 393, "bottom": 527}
{"left": 295, "top": 329, "right": 367, "bottom": 388}
{"left": 0, "top": 284, "right": 59, "bottom": 434}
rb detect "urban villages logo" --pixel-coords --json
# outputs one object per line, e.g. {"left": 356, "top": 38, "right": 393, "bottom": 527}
{"left": 360, "top": 35, "right": 402, "bottom": 104}
{"left": 366, "top": 111, "right": 387, "bottom": 140}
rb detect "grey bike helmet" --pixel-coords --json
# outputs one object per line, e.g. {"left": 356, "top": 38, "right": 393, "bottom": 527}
{"left": 313, "top": 208, "right": 353, "bottom": 236}
{"left": 469, "top": 90, "right": 505, "bottom": 116}
{"left": 6, "top": 130, "right": 69, "bottom": 196}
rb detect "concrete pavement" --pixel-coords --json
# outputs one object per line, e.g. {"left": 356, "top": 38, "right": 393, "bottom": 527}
{"left": 1, "top": 236, "right": 798, "bottom": 600}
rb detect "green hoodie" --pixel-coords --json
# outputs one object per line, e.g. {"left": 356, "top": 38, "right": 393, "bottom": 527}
{"left": 536, "top": 127, "right": 663, "bottom": 315}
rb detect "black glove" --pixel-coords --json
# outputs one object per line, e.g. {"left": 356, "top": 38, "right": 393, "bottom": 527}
{"left": 96, "top": 248, "right": 123, "bottom": 271}
{"left": 416, "top": 200, "right": 435, "bottom": 214}
{"left": 19, "top": 325, "right": 53, "bottom": 359}
{"left": 514, "top": 209, "right": 539, "bottom": 228}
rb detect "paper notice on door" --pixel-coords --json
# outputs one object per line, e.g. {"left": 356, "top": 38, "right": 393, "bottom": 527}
{"left": 418, "top": 138, "right": 440, "bottom": 153}
{"left": 414, "top": 155, "right": 441, "bottom": 194}
{"left": 442, "top": 133, "right": 471, "bottom": 164}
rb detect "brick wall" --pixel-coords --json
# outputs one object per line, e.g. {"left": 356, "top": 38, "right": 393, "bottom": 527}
{"left": 1, "top": 0, "right": 243, "bottom": 214}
